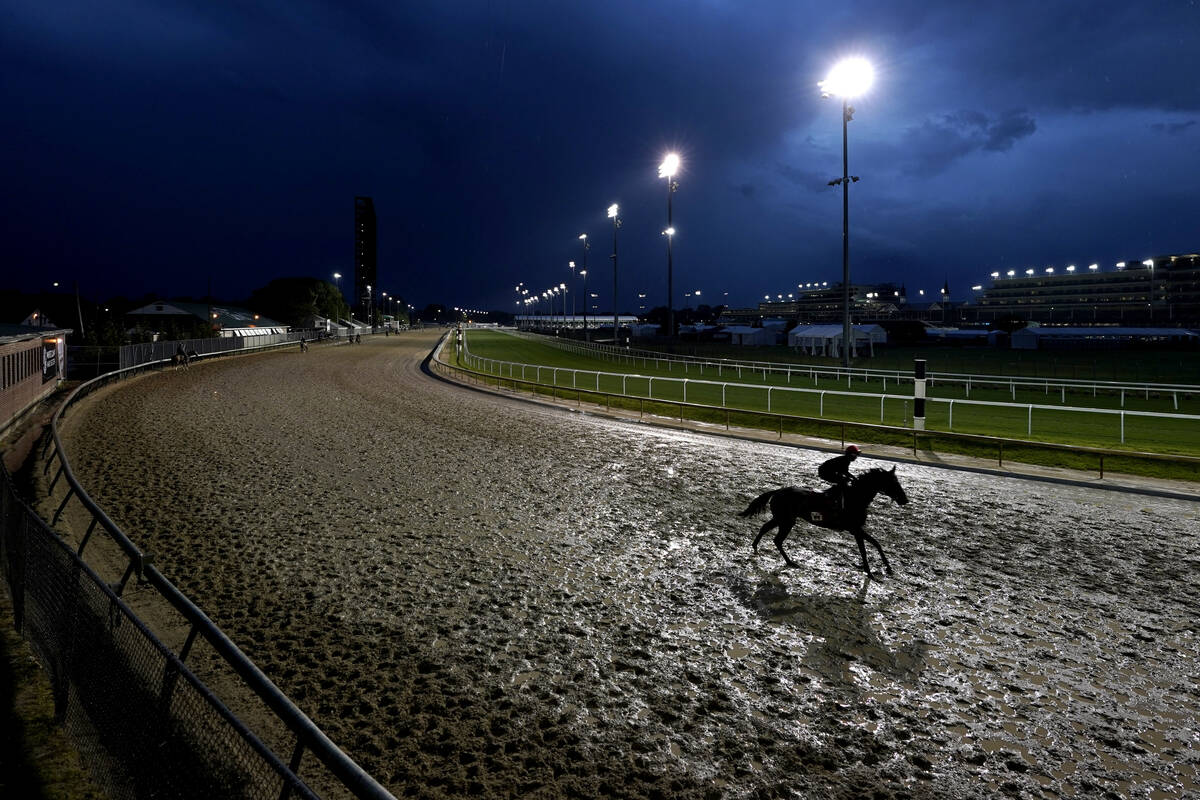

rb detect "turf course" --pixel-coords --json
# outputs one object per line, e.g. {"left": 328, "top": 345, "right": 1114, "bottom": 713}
{"left": 456, "top": 330, "right": 1200, "bottom": 463}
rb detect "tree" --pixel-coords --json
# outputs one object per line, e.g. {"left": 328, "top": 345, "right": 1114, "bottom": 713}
{"left": 247, "top": 277, "right": 343, "bottom": 327}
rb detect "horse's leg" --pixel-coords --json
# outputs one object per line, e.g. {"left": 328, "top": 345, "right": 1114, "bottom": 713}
{"left": 860, "top": 530, "right": 892, "bottom": 575}
{"left": 852, "top": 532, "right": 872, "bottom": 574}
{"left": 773, "top": 520, "right": 799, "bottom": 568}
{"left": 752, "top": 518, "right": 779, "bottom": 553}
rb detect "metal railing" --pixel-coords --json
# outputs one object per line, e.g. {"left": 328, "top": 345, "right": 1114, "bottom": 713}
{"left": 433, "top": 335, "right": 1200, "bottom": 487}
{"left": 26, "top": 342, "right": 395, "bottom": 799}
{"left": 119, "top": 329, "right": 327, "bottom": 371}
{"left": 462, "top": 332, "right": 1200, "bottom": 446}
{"left": 1, "top": 462, "right": 318, "bottom": 800}
{"left": 512, "top": 329, "right": 1200, "bottom": 409}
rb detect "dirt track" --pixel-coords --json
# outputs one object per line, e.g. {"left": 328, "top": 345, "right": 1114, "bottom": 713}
{"left": 52, "top": 330, "right": 1200, "bottom": 799}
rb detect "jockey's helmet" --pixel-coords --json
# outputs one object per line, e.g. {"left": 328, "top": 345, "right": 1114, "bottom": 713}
{"left": 845, "top": 445, "right": 860, "bottom": 455}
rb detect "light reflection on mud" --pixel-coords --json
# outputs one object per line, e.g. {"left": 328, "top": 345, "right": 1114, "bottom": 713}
{"left": 57, "top": 333, "right": 1200, "bottom": 799}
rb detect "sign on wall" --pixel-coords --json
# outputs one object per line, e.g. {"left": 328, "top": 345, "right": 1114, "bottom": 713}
{"left": 43, "top": 338, "right": 59, "bottom": 382}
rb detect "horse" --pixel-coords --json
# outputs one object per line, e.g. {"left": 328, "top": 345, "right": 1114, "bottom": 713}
{"left": 739, "top": 466, "right": 909, "bottom": 575}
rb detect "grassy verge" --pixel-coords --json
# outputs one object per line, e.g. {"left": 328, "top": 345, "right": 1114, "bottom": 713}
{"left": 448, "top": 332, "right": 1200, "bottom": 484}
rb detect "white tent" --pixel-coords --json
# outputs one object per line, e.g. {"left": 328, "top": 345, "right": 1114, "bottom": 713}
{"left": 1011, "top": 326, "right": 1199, "bottom": 350}
{"left": 788, "top": 324, "right": 887, "bottom": 358}
{"left": 725, "top": 325, "right": 777, "bottom": 346}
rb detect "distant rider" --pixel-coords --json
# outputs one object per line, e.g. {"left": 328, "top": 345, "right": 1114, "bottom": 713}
{"left": 818, "top": 445, "right": 860, "bottom": 508}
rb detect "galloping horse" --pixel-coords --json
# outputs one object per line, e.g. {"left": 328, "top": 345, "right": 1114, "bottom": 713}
{"left": 739, "top": 467, "right": 909, "bottom": 575}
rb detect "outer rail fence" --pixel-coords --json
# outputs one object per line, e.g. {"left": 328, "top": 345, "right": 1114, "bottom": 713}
{"left": 6, "top": 341, "right": 396, "bottom": 798}
{"left": 118, "top": 328, "right": 327, "bottom": 371}
{"left": 510, "top": 330, "right": 1200, "bottom": 411}
{"left": 434, "top": 335, "right": 1200, "bottom": 483}
{"left": 1, "top": 464, "right": 318, "bottom": 800}
{"left": 461, "top": 333, "right": 1200, "bottom": 447}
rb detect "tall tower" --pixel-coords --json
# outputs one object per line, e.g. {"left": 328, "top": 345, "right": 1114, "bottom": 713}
{"left": 354, "top": 197, "right": 377, "bottom": 321}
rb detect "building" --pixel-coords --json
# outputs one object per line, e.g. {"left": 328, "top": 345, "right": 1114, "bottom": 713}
{"left": 354, "top": 197, "right": 377, "bottom": 321}
{"left": 126, "top": 301, "right": 286, "bottom": 338}
{"left": 964, "top": 254, "right": 1200, "bottom": 326}
{"left": 1, "top": 325, "right": 70, "bottom": 435}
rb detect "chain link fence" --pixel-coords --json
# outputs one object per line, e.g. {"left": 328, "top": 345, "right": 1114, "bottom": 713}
{"left": 2, "top": 463, "right": 318, "bottom": 799}
{"left": 3, "top": 334, "right": 396, "bottom": 799}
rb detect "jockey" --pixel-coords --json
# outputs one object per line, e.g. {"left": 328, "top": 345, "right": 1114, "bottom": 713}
{"left": 818, "top": 445, "right": 860, "bottom": 507}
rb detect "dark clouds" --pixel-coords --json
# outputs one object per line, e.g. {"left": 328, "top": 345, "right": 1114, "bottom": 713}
{"left": 1, "top": 0, "right": 1198, "bottom": 310}
{"left": 898, "top": 109, "right": 1037, "bottom": 176}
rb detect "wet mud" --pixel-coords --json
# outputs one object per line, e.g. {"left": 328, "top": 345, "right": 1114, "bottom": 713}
{"left": 54, "top": 331, "right": 1199, "bottom": 799}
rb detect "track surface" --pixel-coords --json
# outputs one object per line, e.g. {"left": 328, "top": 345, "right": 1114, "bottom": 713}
{"left": 58, "top": 331, "right": 1199, "bottom": 799}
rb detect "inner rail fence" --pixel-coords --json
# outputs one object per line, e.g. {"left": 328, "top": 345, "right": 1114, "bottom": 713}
{"left": 460, "top": 332, "right": 1200, "bottom": 448}
{"left": 509, "top": 329, "right": 1200, "bottom": 411}
{"left": 434, "top": 335, "right": 1200, "bottom": 484}
{"left": 4, "top": 341, "right": 396, "bottom": 798}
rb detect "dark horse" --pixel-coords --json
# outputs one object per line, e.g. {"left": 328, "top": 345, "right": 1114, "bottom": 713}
{"left": 739, "top": 467, "right": 909, "bottom": 575}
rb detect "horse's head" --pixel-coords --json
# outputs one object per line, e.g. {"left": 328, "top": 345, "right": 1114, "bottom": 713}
{"left": 870, "top": 466, "right": 908, "bottom": 506}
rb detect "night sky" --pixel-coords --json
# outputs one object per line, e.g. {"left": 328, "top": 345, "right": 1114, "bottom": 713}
{"left": 3, "top": 1, "right": 1198, "bottom": 314}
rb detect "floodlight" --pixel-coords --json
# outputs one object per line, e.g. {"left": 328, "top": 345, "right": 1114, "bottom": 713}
{"left": 658, "top": 152, "right": 681, "bottom": 179}
{"left": 820, "top": 57, "right": 875, "bottom": 98}
{"left": 607, "top": 203, "right": 619, "bottom": 218}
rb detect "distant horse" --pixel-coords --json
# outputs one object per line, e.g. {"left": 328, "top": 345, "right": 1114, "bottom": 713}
{"left": 172, "top": 349, "right": 190, "bottom": 371}
{"left": 739, "top": 466, "right": 909, "bottom": 575}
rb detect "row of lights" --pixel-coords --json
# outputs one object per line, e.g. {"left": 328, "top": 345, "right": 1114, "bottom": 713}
{"left": 990, "top": 259, "right": 1155, "bottom": 279}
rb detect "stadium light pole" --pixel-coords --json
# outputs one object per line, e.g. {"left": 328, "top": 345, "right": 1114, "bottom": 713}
{"left": 332, "top": 271, "right": 343, "bottom": 333}
{"left": 579, "top": 234, "right": 590, "bottom": 340}
{"left": 608, "top": 204, "right": 621, "bottom": 343}
{"left": 820, "top": 56, "right": 874, "bottom": 367}
{"left": 658, "top": 153, "right": 680, "bottom": 338}
{"left": 568, "top": 262, "right": 576, "bottom": 322}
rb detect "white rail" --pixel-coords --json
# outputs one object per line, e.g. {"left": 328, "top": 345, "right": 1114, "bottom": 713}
{"left": 462, "top": 331, "right": 1200, "bottom": 444}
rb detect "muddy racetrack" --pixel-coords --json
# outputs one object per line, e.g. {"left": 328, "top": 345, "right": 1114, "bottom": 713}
{"left": 53, "top": 330, "right": 1199, "bottom": 799}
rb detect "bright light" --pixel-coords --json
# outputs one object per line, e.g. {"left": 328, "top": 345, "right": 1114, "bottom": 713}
{"left": 1066, "top": 265, "right": 1076, "bottom": 272}
{"left": 1088, "top": 263, "right": 1099, "bottom": 270}
{"left": 559, "top": 283, "right": 566, "bottom": 289}
{"left": 663, "top": 227, "right": 675, "bottom": 236}
{"left": 1116, "top": 261, "right": 1126, "bottom": 268}
{"left": 971, "top": 285, "right": 983, "bottom": 291}
{"left": 1143, "top": 259, "right": 1154, "bottom": 267}
{"left": 990, "top": 271, "right": 1000, "bottom": 278}
{"left": 1025, "top": 269, "right": 1035, "bottom": 275}
{"left": 607, "top": 203, "right": 619, "bottom": 218}
{"left": 568, "top": 261, "right": 575, "bottom": 268}
{"left": 579, "top": 233, "right": 587, "bottom": 241}
{"left": 820, "top": 57, "right": 875, "bottom": 98}
{"left": 1007, "top": 270, "right": 1015, "bottom": 276}
{"left": 919, "top": 289, "right": 925, "bottom": 296}
{"left": 1045, "top": 267, "right": 1054, "bottom": 273}
{"left": 658, "top": 152, "right": 680, "bottom": 179}
{"left": 580, "top": 270, "right": 586, "bottom": 277}
{"left": 333, "top": 272, "right": 341, "bottom": 279}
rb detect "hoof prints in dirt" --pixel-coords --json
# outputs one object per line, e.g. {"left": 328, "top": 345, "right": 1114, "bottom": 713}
{"left": 56, "top": 333, "right": 1200, "bottom": 799}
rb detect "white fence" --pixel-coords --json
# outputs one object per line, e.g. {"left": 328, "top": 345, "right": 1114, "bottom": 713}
{"left": 119, "top": 329, "right": 325, "bottom": 370}
{"left": 463, "top": 331, "right": 1200, "bottom": 445}
{"left": 510, "top": 330, "right": 1200, "bottom": 410}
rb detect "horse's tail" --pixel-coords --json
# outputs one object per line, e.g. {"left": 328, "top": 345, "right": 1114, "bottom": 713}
{"left": 738, "top": 489, "right": 777, "bottom": 518}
